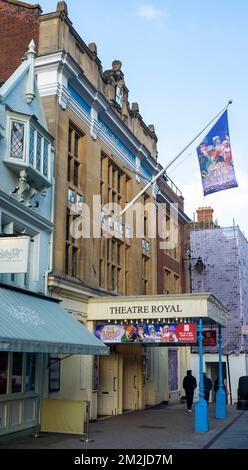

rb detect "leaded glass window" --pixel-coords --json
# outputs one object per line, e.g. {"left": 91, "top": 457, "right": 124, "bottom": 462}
{"left": 43, "top": 140, "right": 49, "bottom": 177}
{"left": 36, "top": 132, "right": 42, "bottom": 171}
{"left": 10, "top": 121, "right": 25, "bottom": 159}
{"left": 29, "top": 126, "right": 35, "bottom": 166}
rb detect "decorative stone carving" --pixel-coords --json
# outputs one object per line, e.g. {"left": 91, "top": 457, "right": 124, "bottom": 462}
{"left": 112, "top": 60, "right": 122, "bottom": 72}
{"left": 56, "top": 1, "right": 68, "bottom": 15}
{"left": 25, "top": 40, "right": 36, "bottom": 104}
{"left": 11, "top": 170, "right": 37, "bottom": 207}
{"left": 131, "top": 102, "right": 139, "bottom": 114}
{"left": 88, "top": 43, "right": 97, "bottom": 55}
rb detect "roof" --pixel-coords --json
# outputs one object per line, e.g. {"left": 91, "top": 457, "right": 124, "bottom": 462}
{"left": 0, "top": 286, "right": 108, "bottom": 354}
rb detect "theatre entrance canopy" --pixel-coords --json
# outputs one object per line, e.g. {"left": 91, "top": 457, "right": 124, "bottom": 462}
{"left": 88, "top": 293, "right": 229, "bottom": 327}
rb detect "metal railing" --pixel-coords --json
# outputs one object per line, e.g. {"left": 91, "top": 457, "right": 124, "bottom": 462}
{"left": 163, "top": 173, "right": 182, "bottom": 198}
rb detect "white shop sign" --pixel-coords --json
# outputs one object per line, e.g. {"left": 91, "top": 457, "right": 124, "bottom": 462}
{"left": 0, "top": 237, "right": 29, "bottom": 273}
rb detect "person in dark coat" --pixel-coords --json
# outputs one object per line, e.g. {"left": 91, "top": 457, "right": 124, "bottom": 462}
{"left": 183, "top": 370, "right": 197, "bottom": 413}
{"left": 203, "top": 373, "right": 212, "bottom": 404}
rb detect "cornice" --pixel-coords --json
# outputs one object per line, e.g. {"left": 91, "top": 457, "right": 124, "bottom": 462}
{"left": 0, "top": 190, "right": 53, "bottom": 231}
{"left": 35, "top": 51, "right": 157, "bottom": 167}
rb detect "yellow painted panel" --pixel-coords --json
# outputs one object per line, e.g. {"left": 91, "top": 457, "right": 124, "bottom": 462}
{"left": 41, "top": 399, "right": 84, "bottom": 435}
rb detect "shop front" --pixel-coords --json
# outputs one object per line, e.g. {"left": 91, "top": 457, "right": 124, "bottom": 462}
{"left": 88, "top": 293, "right": 229, "bottom": 431}
{"left": 0, "top": 284, "right": 108, "bottom": 437}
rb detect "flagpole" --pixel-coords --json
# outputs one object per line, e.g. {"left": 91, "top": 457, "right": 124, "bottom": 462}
{"left": 120, "top": 100, "right": 232, "bottom": 216}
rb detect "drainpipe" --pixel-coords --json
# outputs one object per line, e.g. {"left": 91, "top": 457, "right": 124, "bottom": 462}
{"left": 44, "top": 157, "right": 55, "bottom": 297}
{"left": 226, "top": 354, "right": 232, "bottom": 406}
{"left": 216, "top": 325, "right": 226, "bottom": 418}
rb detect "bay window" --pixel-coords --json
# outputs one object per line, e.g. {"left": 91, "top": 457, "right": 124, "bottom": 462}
{"left": 5, "top": 111, "right": 53, "bottom": 187}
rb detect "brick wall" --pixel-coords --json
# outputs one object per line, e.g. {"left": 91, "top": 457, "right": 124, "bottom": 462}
{"left": 0, "top": 0, "right": 41, "bottom": 84}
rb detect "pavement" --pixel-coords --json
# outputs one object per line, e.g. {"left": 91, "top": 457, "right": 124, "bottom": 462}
{"left": 0, "top": 403, "right": 247, "bottom": 449}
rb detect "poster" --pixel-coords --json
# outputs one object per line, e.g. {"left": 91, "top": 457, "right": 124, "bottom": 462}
{"left": 95, "top": 322, "right": 197, "bottom": 345}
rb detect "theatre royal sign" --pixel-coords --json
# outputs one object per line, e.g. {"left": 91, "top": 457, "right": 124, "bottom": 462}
{"left": 87, "top": 294, "right": 229, "bottom": 326}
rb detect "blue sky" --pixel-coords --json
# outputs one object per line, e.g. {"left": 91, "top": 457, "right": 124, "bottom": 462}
{"left": 40, "top": 0, "right": 248, "bottom": 234}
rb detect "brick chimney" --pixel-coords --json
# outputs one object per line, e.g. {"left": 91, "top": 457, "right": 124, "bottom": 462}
{"left": 196, "top": 207, "right": 214, "bottom": 227}
{"left": 0, "top": 0, "right": 41, "bottom": 84}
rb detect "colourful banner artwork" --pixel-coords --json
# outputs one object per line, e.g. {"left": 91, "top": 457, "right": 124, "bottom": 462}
{"left": 197, "top": 110, "right": 238, "bottom": 196}
{"left": 95, "top": 323, "right": 197, "bottom": 345}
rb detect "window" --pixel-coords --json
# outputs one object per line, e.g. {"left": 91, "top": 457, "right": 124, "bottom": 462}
{"left": 48, "top": 355, "right": 61, "bottom": 392}
{"left": 74, "top": 160, "right": 79, "bottom": 187}
{"left": 43, "top": 140, "right": 49, "bottom": 177}
{"left": 66, "top": 209, "right": 70, "bottom": 241}
{"left": 11, "top": 352, "right": 23, "bottom": 393}
{"left": 29, "top": 125, "right": 35, "bottom": 165}
{"left": 111, "top": 265, "right": 115, "bottom": 291}
{"left": 65, "top": 243, "right": 70, "bottom": 275}
{"left": 99, "top": 155, "right": 131, "bottom": 294}
{"left": 164, "top": 216, "right": 180, "bottom": 261}
{"left": 7, "top": 115, "right": 52, "bottom": 181}
{"left": 25, "top": 353, "right": 36, "bottom": 392}
{"left": 75, "top": 133, "right": 80, "bottom": 158}
{"left": 164, "top": 269, "right": 181, "bottom": 294}
{"left": 36, "top": 133, "right": 42, "bottom": 172}
{"left": 67, "top": 125, "right": 83, "bottom": 189}
{"left": 65, "top": 209, "right": 80, "bottom": 278}
{"left": 10, "top": 121, "right": 25, "bottom": 159}
{"left": 72, "top": 246, "right": 78, "bottom": 277}
{"left": 143, "top": 256, "right": 149, "bottom": 295}
{"left": 0, "top": 352, "right": 8, "bottom": 395}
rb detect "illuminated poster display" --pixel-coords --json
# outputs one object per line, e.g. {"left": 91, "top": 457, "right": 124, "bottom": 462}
{"left": 95, "top": 323, "right": 197, "bottom": 345}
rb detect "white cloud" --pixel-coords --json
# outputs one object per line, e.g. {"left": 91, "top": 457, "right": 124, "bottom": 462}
{"left": 177, "top": 169, "right": 248, "bottom": 238}
{"left": 138, "top": 4, "right": 167, "bottom": 21}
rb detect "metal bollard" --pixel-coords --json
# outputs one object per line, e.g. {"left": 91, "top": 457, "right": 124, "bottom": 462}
{"left": 80, "top": 400, "right": 94, "bottom": 442}
{"left": 33, "top": 395, "right": 41, "bottom": 438}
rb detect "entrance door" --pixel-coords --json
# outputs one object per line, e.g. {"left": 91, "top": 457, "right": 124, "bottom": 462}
{"left": 98, "top": 354, "right": 118, "bottom": 417}
{"left": 123, "top": 355, "right": 139, "bottom": 411}
{"left": 206, "top": 362, "right": 227, "bottom": 403}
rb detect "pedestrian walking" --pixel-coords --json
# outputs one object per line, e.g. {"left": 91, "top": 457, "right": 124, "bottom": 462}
{"left": 203, "top": 373, "right": 212, "bottom": 404}
{"left": 183, "top": 370, "right": 197, "bottom": 413}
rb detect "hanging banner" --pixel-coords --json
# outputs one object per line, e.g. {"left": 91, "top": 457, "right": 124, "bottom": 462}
{"left": 196, "top": 110, "right": 238, "bottom": 196}
{"left": 95, "top": 323, "right": 197, "bottom": 345}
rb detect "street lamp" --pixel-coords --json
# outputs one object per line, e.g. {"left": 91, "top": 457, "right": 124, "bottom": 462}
{"left": 194, "top": 257, "right": 205, "bottom": 274}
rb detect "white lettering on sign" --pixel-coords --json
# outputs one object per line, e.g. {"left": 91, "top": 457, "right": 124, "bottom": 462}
{"left": 109, "top": 305, "right": 183, "bottom": 315}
